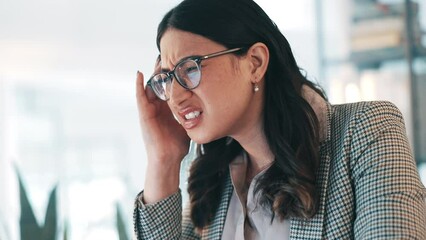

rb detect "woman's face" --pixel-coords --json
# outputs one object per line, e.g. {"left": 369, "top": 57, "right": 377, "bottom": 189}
{"left": 159, "top": 28, "right": 263, "bottom": 144}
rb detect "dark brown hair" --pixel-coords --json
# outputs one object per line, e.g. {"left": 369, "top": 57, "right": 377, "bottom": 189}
{"left": 157, "top": 0, "right": 326, "bottom": 229}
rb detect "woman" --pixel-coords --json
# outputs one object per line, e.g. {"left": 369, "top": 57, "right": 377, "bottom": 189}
{"left": 134, "top": 0, "right": 426, "bottom": 239}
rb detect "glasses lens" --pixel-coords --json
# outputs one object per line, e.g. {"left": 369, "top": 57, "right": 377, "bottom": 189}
{"left": 150, "top": 73, "right": 171, "bottom": 100}
{"left": 175, "top": 60, "right": 201, "bottom": 89}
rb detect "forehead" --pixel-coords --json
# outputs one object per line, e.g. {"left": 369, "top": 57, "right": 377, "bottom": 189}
{"left": 159, "top": 28, "right": 223, "bottom": 68}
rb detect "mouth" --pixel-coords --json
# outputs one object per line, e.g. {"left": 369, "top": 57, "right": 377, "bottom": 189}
{"left": 179, "top": 108, "right": 203, "bottom": 129}
{"left": 184, "top": 111, "right": 201, "bottom": 120}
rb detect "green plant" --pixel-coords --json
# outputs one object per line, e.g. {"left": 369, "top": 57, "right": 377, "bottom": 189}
{"left": 62, "top": 221, "right": 68, "bottom": 240}
{"left": 15, "top": 166, "right": 130, "bottom": 240}
{"left": 16, "top": 168, "right": 57, "bottom": 240}
{"left": 116, "top": 203, "right": 129, "bottom": 240}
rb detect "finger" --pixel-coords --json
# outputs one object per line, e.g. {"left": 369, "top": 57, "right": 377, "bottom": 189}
{"left": 145, "top": 55, "right": 162, "bottom": 102}
{"left": 136, "top": 71, "right": 149, "bottom": 105}
{"left": 145, "top": 84, "right": 158, "bottom": 101}
{"left": 137, "top": 71, "right": 161, "bottom": 105}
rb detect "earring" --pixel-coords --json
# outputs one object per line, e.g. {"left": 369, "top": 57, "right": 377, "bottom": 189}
{"left": 254, "top": 83, "right": 259, "bottom": 92}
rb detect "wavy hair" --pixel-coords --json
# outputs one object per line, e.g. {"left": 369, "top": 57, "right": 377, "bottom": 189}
{"left": 156, "top": 0, "right": 326, "bottom": 230}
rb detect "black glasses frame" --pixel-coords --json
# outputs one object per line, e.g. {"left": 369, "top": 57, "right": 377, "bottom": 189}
{"left": 147, "top": 47, "right": 243, "bottom": 100}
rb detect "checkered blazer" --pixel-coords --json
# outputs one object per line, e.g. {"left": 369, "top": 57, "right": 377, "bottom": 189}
{"left": 134, "top": 101, "right": 426, "bottom": 239}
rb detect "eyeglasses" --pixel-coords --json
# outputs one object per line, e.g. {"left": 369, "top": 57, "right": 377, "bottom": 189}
{"left": 147, "top": 47, "right": 243, "bottom": 101}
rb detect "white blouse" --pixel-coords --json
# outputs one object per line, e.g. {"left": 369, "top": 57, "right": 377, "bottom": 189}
{"left": 222, "top": 151, "right": 290, "bottom": 240}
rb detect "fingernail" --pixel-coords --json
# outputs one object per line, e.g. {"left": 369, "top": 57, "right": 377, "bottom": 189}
{"left": 136, "top": 71, "right": 140, "bottom": 76}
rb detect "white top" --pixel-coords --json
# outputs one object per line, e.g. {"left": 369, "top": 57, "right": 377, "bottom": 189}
{"left": 222, "top": 151, "right": 290, "bottom": 240}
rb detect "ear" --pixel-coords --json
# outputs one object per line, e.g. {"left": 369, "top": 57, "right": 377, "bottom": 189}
{"left": 246, "top": 42, "right": 269, "bottom": 84}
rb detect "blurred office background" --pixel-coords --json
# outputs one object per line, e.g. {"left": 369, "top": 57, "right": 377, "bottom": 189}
{"left": 1, "top": 0, "right": 425, "bottom": 239}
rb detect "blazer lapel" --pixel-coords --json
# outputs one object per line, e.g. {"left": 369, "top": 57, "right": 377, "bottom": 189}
{"left": 201, "top": 172, "right": 234, "bottom": 240}
{"left": 290, "top": 103, "right": 333, "bottom": 239}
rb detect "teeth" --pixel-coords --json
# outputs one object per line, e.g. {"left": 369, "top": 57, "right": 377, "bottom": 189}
{"left": 185, "top": 111, "right": 200, "bottom": 120}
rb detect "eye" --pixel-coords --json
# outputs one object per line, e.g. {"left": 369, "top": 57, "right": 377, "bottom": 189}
{"left": 185, "top": 65, "right": 198, "bottom": 74}
{"left": 165, "top": 75, "right": 173, "bottom": 83}
{"left": 152, "top": 74, "right": 170, "bottom": 85}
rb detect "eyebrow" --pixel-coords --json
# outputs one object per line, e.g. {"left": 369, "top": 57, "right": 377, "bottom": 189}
{"left": 159, "top": 54, "right": 201, "bottom": 73}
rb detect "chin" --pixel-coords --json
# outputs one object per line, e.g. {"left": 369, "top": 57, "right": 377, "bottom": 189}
{"left": 187, "top": 131, "right": 223, "bottom": 145}
{"left": 188, "top": 136, "right": 212, "bottom": 145}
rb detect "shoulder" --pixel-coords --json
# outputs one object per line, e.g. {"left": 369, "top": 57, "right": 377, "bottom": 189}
{"left": 322, "top": 101, "right": 426, "bottom": 239}
{"left": 329, "top": 101, "right": 406, "bottom": 141}
{"left": 332, "top": 101, "right": 404, "bottom": 125}
{"left": 327, "top": 101, "right": 412, "bottom": 170}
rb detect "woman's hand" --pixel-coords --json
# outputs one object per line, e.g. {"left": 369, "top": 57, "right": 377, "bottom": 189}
{"left": 136, "top": 58, "right": 190, "bottom": 203}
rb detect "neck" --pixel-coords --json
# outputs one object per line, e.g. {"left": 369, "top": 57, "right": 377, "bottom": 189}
{"left": 232, "top": 124, "right": 275, "bottom": 178}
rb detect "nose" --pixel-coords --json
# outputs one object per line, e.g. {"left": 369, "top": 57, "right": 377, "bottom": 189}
{"left": 168, "top": 77, "right": 192, "bottom": 106}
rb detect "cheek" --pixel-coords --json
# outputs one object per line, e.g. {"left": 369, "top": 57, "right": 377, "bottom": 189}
{"left": 198, "top": 59, "right": 253, "bottom": 112}
{"left": 206, "top": 62, "right": 250, "bottom": 93}
{"left": 202, "top": 76, "right": 252, "bottom": 120}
